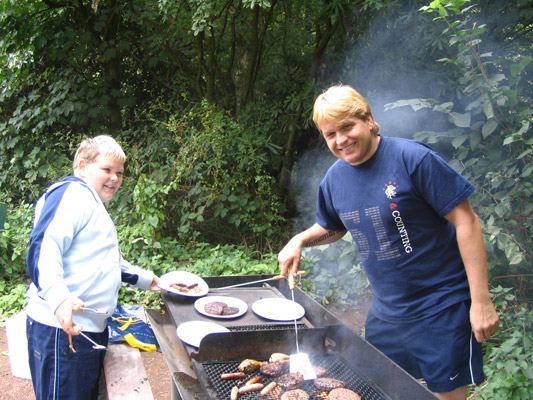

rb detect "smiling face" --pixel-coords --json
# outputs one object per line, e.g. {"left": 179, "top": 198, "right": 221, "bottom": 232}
{"left": 320, "top": 115, "right": 380, "bottom": 166}
{"left": 77, "top": 155, "right": 124, "bottom": 202}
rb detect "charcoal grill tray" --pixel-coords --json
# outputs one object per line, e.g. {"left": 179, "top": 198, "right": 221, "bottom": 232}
{"left": 197, "top": 353, "right": 389, "bottom": 400}
{"left": 151, "top": 275, "right": 438, "bottom": 400}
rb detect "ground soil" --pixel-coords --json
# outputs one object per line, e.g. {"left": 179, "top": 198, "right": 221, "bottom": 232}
{"left": 0, "top": 301, "right": 369, "bottom": 400}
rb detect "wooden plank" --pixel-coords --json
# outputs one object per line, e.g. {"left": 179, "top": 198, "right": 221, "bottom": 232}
{"left": 103, "top": 343, "right": 154, "bottom": 400}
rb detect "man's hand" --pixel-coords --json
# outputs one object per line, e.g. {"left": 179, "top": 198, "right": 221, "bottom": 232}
{"left": 278, "top": 237, "right": 304, "bottom": 278}
{"left": 470, "top": 299, "right": 500, "bottom": 343}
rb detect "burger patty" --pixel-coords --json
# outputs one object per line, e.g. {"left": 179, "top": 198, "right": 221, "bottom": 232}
{"left": 260, "top": 361, "right": 286, "bottom": 377}
{"left": 314, "top": 377, "right": 346, "bottom": 391}
{"left": 204, "top": 301, "right": 227, "bottom": 315}
{"left": 328, "top": 388, "right": 362, "bottom": 400}
{"left": 280, "top": 389, "right": 309, "bottom": 400}
{"left": 313, "top": 366, "right": 328, "bottom": 377}
{"left": 221, "top": 306, "right": 239, "bottom": 315}
{"left": 277, "top": 372, "right": 304, "bottom": 389}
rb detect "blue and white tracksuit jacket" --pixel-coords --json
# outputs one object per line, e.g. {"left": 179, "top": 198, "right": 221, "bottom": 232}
{"left": 25, "top": 176, "right": 154, "bottom": 333}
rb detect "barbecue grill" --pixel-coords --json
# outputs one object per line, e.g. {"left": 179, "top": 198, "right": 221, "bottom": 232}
{"left": 147, "top": 274, "right": 438, "bottom": 400}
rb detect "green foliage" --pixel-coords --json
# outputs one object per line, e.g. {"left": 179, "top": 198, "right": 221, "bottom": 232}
{"left": 119, "top": 100, "right": 288, "bottom": 252}
{"left": 0, "top": 280, "right": 28, "bottom": 318}
{"left": 0, "top": 203, "right": 34, "bottom": 280}
{"left": 301, "top": 234, "right": 370, "bottom": 307}
{"left": 470, "top": 286, "right": 533, "bottom": 399}
{"left": 386, "top": 0, "right": 532, "bottom": 285}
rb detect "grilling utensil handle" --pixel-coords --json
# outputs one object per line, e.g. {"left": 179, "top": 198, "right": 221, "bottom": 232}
{"left": 214, "top": 274, "right": 286, "bottom": 290}
{"left": 215, "top": 271, "right": 307, "bottom": 290}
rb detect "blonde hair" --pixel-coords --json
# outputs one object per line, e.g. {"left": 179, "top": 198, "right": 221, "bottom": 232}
{"left": 313, "top": 85, "right": 380, "bottom": 135}
{"left": 73, "top": 135, "right": 126, "bottom": 171}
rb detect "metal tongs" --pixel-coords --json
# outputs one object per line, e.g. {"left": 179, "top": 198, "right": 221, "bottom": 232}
{"left": 68, "top": 304, "right": 107, "bottom": 352}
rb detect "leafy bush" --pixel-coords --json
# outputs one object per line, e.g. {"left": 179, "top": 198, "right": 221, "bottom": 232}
{"left": 301, "top": 234, "right": 371, "bottom": 307}
{"left": 470, "top": 286, "right": 533, "bottom": 399}
{"left": 387, "top": 0, "right": 532, "bottom": 287}
{"left": 0, "top": 202, "right": 34, "bottom": 280}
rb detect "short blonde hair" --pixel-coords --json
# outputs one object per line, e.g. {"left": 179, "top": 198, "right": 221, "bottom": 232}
{"left": 73, "top": 135, "right": 126, "bottom": 171}
{"left": 313, "top": 85, "right": 380, "bottom": 135}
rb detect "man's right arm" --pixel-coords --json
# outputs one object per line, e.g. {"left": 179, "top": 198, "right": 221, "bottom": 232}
{"left": 278, "top": 223, "right": 346, "bottom": 276}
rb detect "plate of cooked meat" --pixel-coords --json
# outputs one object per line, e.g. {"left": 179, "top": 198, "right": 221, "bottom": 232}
{"left": 252, "top": 298, "right": 305, "bottom": 321}
{"left": 194, "top": 296, "right": 248, "bottom": 319}
{"left": 176, "top": 321, "right": 230, "bottom": 348}
{"left": 159, "top": 271, "right": 209, "bottom": 297}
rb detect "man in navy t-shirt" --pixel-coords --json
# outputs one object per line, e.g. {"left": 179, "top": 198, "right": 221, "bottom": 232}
{"left": 278, "top": 85, "right": 500, "bottom": 400}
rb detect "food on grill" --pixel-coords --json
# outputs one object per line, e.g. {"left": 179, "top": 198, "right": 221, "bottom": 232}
{"left": 270, "top": 352, "right": 290, "bottom": 363}
{"left": 260, "top": 381, "right": 277, "bottom": 396}
{"left": 259, "top": 361, "right": 287, "bottom": 377}
{"left": 313, "top": 366, "right": 327, "bottom": 377}
{"left": 314, "top": 377, "right": 346, "bottom": 391}
{"left": 204, "top": 301, "right": 228, "bottom": 315}
{"left": 238, "top": 359, "right": 264, "bottom": 373}
{"left": 230, "top": 386, "right": 239, "bottom": 400}
{"left": 328, "top": 388, "right": 362, "bottom": 400}
{"left": 276, "top": 372, "right": 304, "bottom": 389}
{"left": 170, "top": 282, "right": 202, "bottom": 293}
{"left": 238, "top": 383, "right": 264, "bottom": 394}
{"left": 221, "top": 372, "right": 246, "bottom": 379}
{"left": 280, "top": 389, "right": 309, "bottom": 400}
{"left": 245, "top": 376, "right": 262, "bottom": 386}
{"left": 222, "top": 306, "right": 240, "bottom": 315}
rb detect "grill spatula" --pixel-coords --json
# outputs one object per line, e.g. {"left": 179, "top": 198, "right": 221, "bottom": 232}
{"left": 288, "top": 274, "right": 316, "bottom": 380}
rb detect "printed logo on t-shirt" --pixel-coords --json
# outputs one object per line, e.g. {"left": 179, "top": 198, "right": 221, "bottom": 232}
{"left": 383, "top": 181, "right": 398, "bottom": 199}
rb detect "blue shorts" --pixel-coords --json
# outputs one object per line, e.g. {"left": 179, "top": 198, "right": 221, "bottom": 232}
{"left": 27, "top": 317, "right": 108, "bottom": 400}
{"left": 365, "top": 300, "right": 485, "bottom": 393}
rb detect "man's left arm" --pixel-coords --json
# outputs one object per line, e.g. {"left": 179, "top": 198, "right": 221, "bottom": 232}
{"left": 445, "top": 199, "right": 500, "bottom": 343}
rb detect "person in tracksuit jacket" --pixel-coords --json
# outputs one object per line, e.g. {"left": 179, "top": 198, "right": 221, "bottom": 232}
{"left": 25, "top": 135, "right": 161, "bottom": 400}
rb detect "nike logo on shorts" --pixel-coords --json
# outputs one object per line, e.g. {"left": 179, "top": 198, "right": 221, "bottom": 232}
{"left": 449, "top": 373, "right": 460, "bottom": 381}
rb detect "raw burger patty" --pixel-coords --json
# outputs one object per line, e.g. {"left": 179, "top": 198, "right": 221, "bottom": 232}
{"left": 280, "top": 389, "right": 309, "bottom": 400}
{"left": 260, "top": 361, "right": 286, "bottom": 377}
{"left": 277, "top": 372, "right": 304, "bottom": 389}
{"left": 314, "top": 377, "right": 346, "bottom": 391}
{"left": 328, "top": 388, "right": 362, "bottom": 400}
{"left": 313, "top": 366, "right": 327, "bottom": 377}
{"left": 204, "top": 301, "right": 227, "bottom": 315}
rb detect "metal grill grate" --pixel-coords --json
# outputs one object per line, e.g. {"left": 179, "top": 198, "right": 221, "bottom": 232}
{"left": 228, "top": 324, "right": 308, "bottom": 332}
{"left": 201, "top": 353, "right": 388, "bottom": 399}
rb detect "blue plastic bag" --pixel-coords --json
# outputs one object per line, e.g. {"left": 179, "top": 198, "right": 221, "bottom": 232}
{"left": 107, "top": 305, "right": 159, "bottom": 352}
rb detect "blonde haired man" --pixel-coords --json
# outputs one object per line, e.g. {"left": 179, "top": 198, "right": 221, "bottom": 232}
{"left": 279, "top": 85, "right": 499, "bottom": 400}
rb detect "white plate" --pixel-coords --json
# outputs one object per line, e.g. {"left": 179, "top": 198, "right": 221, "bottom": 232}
{"left": 176, "top": 321, "right": 230, "bottom": 348}
{"left": 252, "top": 298, "right": 305, "bottom": 321}
{"left": 194, "top": 296, "right": 248, "bottom": 319}
{"left": 159, "top": 271, "right": 209, "bottom": 297}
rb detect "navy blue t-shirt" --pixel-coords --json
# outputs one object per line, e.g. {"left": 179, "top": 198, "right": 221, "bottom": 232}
{"left": 316, "top": 136, "right": 474, "bottom": 322}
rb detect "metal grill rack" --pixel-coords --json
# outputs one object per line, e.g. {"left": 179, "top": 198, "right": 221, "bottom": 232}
{"left": 202, "top": 354, "right": 387, "bottom": 400}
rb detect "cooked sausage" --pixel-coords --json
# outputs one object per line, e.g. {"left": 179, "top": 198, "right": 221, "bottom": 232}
{"left": 245, "top": 376, "right": 262, "bottom": 386}
{"left": 238, "top": 383, "right": 264, "bottom": 394}
{"left": 260, "top": 381, "right": 277, "bottom": 396}
{"left": 221, "top": 372, "right": 246, "bottom": 379}
{"left": 230, "top": 386, "right": 239, "bottom": 400}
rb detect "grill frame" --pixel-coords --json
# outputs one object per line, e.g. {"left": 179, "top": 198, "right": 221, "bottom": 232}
{"left": 149, "top": 274, "right": 438, "bottom": 400}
